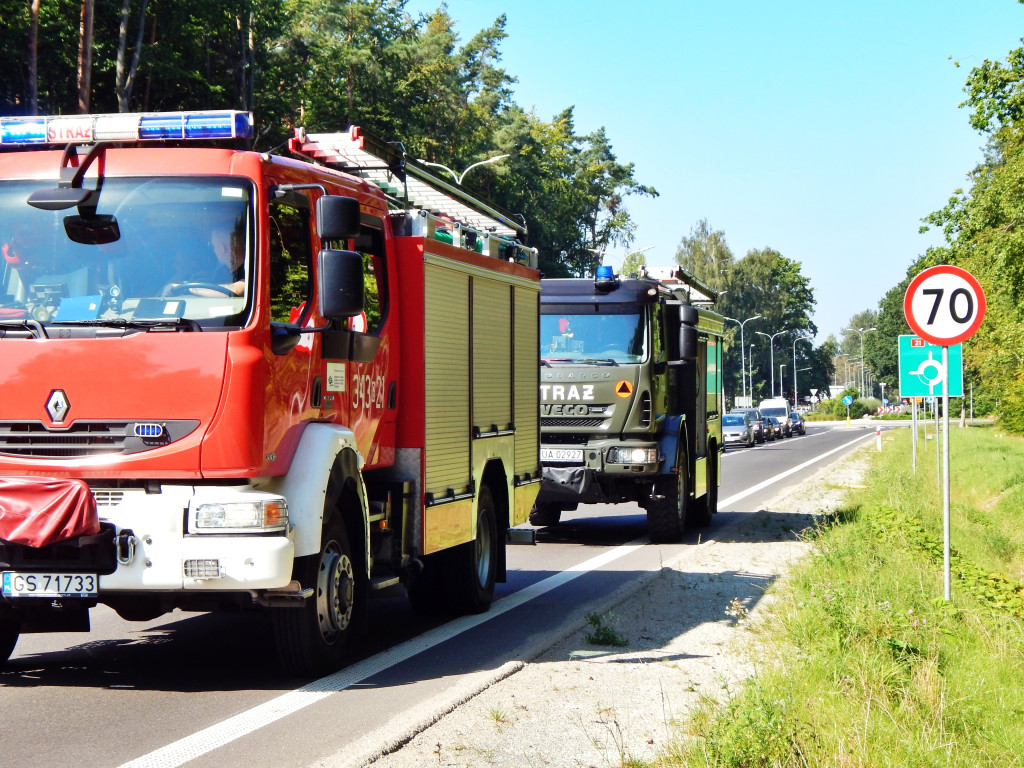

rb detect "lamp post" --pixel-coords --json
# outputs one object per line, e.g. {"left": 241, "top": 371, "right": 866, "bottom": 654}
{"left": 848, "top": 358, "right": 860, "bottom": 391}
{"left": 417, "top": 153, "right": 509, "bottom": 185}
{"left": 723, "top": 314, "right": 762, "bottom": 406}
{"left": 621, "top": 245, "right": 654, "bottom": 275}
{"left": 880, "top": 382, "right": 887, "bottom": 405}
{"left": 749, "top": 344, "right": 756, "bottom": 400}
{"left": 844, "top": 327, "right": 876, "bottom": 397}
{"left": 779, "top": 364, "right": 787, "bottom": 397}
{"left": 792, "top": 334, "right": 811, "bottom": 407}
{"left": 755, "top": 330, "right": 788, "bottom": 399}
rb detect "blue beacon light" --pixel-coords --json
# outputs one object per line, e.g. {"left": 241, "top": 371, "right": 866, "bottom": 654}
{"left": 0, "top": 111, "right": 253, "bottom": 146}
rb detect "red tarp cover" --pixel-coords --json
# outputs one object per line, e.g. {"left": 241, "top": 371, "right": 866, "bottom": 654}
{"left": 0, "top": 478, "right": 99, "bottom": 548}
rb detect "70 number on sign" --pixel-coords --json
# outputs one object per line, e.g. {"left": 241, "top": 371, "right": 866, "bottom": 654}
{"left": 903, "top": 265, "right": 986, "bottom": 347}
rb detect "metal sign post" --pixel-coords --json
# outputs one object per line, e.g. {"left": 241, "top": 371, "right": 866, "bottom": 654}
{"left": 904, "top": 265, "right": 986, "bottom": 602}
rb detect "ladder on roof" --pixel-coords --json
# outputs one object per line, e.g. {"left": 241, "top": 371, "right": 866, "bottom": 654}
{"left": 641, "top": 265, "right": 719, "bottom": 305}
{"left": 288, "top": 126, "right": 526, "bottom": 241}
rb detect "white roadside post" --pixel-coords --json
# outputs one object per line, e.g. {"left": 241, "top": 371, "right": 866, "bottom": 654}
{"left": 904, "top": 265, "right": 986, "bottom": 602}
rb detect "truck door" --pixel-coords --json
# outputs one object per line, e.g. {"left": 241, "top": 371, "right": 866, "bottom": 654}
{"left": 344, "top": 216, "right": 396, "bottom": 468}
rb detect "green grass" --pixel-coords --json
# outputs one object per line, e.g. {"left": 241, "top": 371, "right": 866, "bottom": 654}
{"left": 659, "top": 425, "right": 1024, "bottom": 767}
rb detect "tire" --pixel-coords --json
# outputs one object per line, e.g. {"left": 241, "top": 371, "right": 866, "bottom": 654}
{"left": 687, "top": 452, "right": 717, "bottom": 529}
{"left": 647, "top": 465, "right": 686, "bottom": 543}
{"left": 272, "top": 520, "right": 364, "bottom": 676}
{"left": 529, "top": 502, "right": 562, "bottom": 527}
{"left": 0, "top": 610, "right": 19, "bottom": 666}
{"left": 446, "top": 485, "right": 499, "bottom": 614}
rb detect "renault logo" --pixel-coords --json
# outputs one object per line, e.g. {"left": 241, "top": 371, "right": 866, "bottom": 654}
{"left": 46, "top": 389, "right": 70, "bottom": 423}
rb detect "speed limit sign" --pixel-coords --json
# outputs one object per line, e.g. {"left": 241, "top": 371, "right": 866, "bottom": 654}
{"left": 903, "top": 265, "right": 986, "bottom": 346}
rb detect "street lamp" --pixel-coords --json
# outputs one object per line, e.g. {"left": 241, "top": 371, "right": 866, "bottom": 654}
{"left": 792, "top": 334, "right": 811, "bottom": 407}
{"left": 723, "top": 314, "right": 762, "bottom": 406}
{"left": 622, "top": 245, "right": 654, "bottom": 275}
{"left": 417, "top": 154, "right": 509, "bottom": 185}
{"left": 844, "top": 327, "right": 876, "bottom": 398}
{"left": 880, "top": 382, "right": 887, "bottom": 405}
{"left": 779, "top": 364, "right": 787, "bottom": 397}
{"left": 755, "top": 329, "right": 789, "bottom": 400}
{"left": 749, "top": 344, "right": 756, "bottom": 400}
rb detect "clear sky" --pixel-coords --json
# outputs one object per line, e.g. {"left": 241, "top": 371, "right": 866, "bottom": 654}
{"left": 404, "top": 0, "right": 1024, "bottom": 343}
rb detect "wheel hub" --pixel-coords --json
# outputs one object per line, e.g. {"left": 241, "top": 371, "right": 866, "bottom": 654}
{"left": 317, "top": 542, "right": 354, "bottom": 640}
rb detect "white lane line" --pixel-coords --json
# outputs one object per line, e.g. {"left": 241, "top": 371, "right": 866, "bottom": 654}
{"left": 118, "top": 540, "right": 647, "bottom": 768}
{"left": 122, "top": 428, "right": 873, "bottom": 767}
{"left": 720, "top": 430, "right": 873, "bottom": 509}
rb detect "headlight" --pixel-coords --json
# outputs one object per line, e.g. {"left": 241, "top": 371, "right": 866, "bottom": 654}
{"left": 194, "top": 499, "right": 288, "bottom": 532}
{"left": 606, "top": 447, "right": 659, "bottom": 464}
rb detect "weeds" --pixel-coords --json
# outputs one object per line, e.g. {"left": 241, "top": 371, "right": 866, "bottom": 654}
{"left": 662, "top": 427, "right": 1024, "bottom": 767}
{"left": 585, "top": 611, "right": 629, "bottom": 647}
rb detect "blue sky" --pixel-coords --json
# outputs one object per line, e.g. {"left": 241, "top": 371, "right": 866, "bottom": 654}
{"left": 404, "top": 0, "right": 1024, "bottom": 343}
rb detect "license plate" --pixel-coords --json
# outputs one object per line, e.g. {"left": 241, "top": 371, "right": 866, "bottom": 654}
{"left": 540, "top": 447, "right": 584, "bottom": 463}
{"left": 2, "top": 571, "right": 97, "bottom": 598}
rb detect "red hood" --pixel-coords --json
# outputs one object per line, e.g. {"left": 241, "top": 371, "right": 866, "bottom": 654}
{"left": 0, "top": 333, "right": 229, "bottom": 478}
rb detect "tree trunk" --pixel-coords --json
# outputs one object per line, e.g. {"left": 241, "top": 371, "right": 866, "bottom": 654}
{"left": 77, "top": 0, "right": 95, "bottom": 113}
{"left": 28, "top": 0, "right": 40, "bottom": 114}
{"left": 115, "top": 0, "right": 150, "bottom": 111}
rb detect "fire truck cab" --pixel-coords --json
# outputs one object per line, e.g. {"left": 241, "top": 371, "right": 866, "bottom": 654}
{"left": 0, "top": 112, "right": 541, "bottom": 675}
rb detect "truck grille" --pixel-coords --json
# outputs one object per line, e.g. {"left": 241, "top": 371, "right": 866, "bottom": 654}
{"left": 0, "top": 420, "right": 200, "bottom": 458}
{"left": 542, "top": 417, "right": 605, "bottom": 428}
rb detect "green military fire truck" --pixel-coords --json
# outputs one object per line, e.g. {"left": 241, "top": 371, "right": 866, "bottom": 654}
{"left": 533, "top": 265, "right": 724, "bottom": 542}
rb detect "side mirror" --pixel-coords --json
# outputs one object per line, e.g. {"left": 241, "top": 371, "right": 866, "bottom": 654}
{"left": 678, "top": 306, "right": 699, "bottom": 361}
{"left": 316, "top": 196, "right": 360, "bottom": 241}
{"left": 318, "top": 249, "right": 364, "bottom": 319}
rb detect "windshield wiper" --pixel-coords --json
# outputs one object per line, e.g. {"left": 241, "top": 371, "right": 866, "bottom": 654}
{"left": 49, "top": 317, "right": 203, "bottom": 332}
{"left": 0, "top": 318, "right": 48, "bottom": 339}
{"left": 576, "top": 357, "right": 619, "bottom": 366}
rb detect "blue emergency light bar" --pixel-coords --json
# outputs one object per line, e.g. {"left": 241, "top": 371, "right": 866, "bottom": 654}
{"left": 0, "top": 110, "right": 253, "bottom": 146}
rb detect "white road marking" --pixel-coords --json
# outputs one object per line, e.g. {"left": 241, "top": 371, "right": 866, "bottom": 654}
{"left": 117, "top": 541, "right": 646, "bottom": 768}
{"left": 121, "top": 426, "right": 874, "bottom": 768}
{"left": 720, "top": 430, "right": 873, "bottom": 508}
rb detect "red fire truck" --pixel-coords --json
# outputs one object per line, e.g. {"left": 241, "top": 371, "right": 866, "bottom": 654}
{"left": 0, "top": 112, "right": 540, "bottom": 675}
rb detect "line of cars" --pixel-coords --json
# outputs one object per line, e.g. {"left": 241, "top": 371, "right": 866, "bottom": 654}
{"left": 723, "top": 403, "right": 806, "bottom": 449}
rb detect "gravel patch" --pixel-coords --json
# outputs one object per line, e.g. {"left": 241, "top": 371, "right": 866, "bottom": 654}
{"left": 317, "top": 447, "right": 871, "bottom": 768}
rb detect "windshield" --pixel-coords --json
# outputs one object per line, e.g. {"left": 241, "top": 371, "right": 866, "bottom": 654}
{"left": 540, "top": 307, "right": 647, "bottom": 363}
{"left": 723, "top": 415, "right": 746, "bottom": 426}
{"left": 761, "top": 407, "right": 788, "bottom": 419}
{"left": 0, "top": 177, "right": 253, "bottom": 329}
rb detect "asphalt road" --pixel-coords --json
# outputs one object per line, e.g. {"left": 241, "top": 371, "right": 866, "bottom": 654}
{"left": 0, "top": 421, "right": 881, "bottom": 768}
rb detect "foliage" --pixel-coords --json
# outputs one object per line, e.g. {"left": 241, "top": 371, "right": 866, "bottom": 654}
{"left": 914, "top": 34, "right": 1024, "bottom": 433}
{"left": 719, "top": 246, "right": 817, "bottom": 404}
{"left": 665, "top": 428, "right": 1024, "bottom": 767}
{"left": 673, "top": 218, "right": 734, "bottom": 290}
{"left": 0, "top": 1, "right": 654, "bottom": 279}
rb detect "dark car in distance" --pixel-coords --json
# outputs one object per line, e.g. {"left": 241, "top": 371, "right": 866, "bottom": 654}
{"left": 790, "top": 411, "right": 806, "bottom": 435}
{"left": 766, "top": 416, "right": 783, "bottom": 441}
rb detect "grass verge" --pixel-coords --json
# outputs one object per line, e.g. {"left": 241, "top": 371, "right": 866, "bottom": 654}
{"left": 660, "top": 425, "right": 1024, "bottom": 767}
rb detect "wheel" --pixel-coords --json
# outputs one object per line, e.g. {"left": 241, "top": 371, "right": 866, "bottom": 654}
{"left": 647, "top": 464, "right": 687, "bottom": 543}
{"left": 445, "top": 485, "right": 499, "bottom": 614}
{"left": 0, "top": 609, "right": 19, "bottom": 666}
{"left": 272, "top": 520, "right": 364, "bottom": 676}
{"left": 529, "top": 502, "right": 562, "bottom": 527}
{"left": 687, "top": 452, "right": 717, "bottom": 529}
